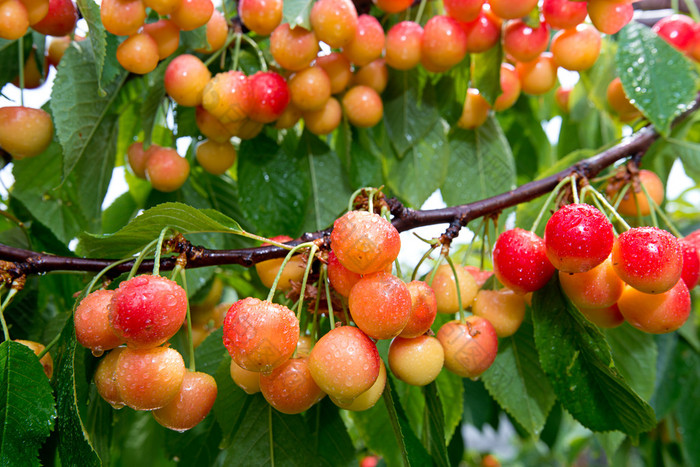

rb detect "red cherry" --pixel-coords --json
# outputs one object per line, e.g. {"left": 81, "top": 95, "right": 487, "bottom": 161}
{"left": 503, "top": 19, "right": 550, "bottom": 64}
{"left": 327, "top": 250, "right": 361, "bottom": 297}
{"left": 348, "top": 272, "right": 412, "bottom": 340}
{"left": 542, "top": 0, "right": 588, "bottom": 30}
{"left": 260, "top": 356, "right": 325, "bottom": 414}
{"left": 75, "top": 289, "right": 123, "bottom": 352}
{"left": 680, "top": 240, "right": 700, "bottom": 289}
{"left": 652, "top": 14, "right": 695, "bottom": 51}
{"left": 399, "top": 281, "right": 437, "bottom": 338}
{"left": 443, "top": 0, "right": 484, "bottom": 23}
{"left": 617, "top": 280, "right": 691, "bottom": 334}
{"left": 247, "top": 71, "right": 290, "bottom": 123}
{"left": 31, "top": 0, "right": 77, "bottom": 36}
{"left": 437, "top": 316, "right": 498, "bottom": 378}
{"left": 493, "top": 228, "right": 555, "bottom": 294}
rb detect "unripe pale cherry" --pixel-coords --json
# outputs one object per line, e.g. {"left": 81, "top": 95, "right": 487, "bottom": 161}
{"left": 116, "top": 33, "right": 159, "bottom": 75}
{"left": 348, "top": 272, "right": 412, "bottom": 340}
{"left": 330, "top": 210, "right": 401, "bottom": 275}
{"left": 143, "top": 19, "right": 180, "bottom": 60}
{"left": 195, "top": 9, "right": 228, "bottom": 54}
{"left": 260, "top": 357, "right": 325, "bottom": 414}
{"left": 353, "top": 59, "right": 388, "bottom": 94}
{"left": 385, "top": 21, "right": 423, "bottom": 71}
{"left": 551, "top": 25, "right": 602, "bottom": 72}
{"left": 617, "top": 280, "right": 691, "bottom": 334}
{"left": 489, "top": 0, "right": 538, "bottom": 20}
{"left": 315, "top": 53, "right": 353, "bottom": 95}
{"left": 270, "top": 24, "right": 319, "bottom": 72}
{"left": 75, "top": 289, "right": 123, "bottom": 352}
{"left": 463, "top": 265, "right": 493, "bottom": 288}
{"left": 471, "top": 289, "right": 526, "bottom": 338}
{"left": 238, "top": 0, "right": 283, "bottom": 36}
{"left": 230, "top": 359, "right": 261, "bottom": 394}
{"left": 0, "top": 0, "right": 29, "bottom": 40}
{"left": 579, "top": 304, "right": 625, "bottom": 329}
{"left": 607, "top": 77, "right": 641, "bottom": 122}
{"left": 195, "top": 106, "right": 234, "bottom": 142}
{"left": 457, "top": 88, "right": 490, "bottom": 130}
{"left": 310, "top": 0, "right": 358, "bottom": 48}
{"left": 289, "top": 66, "right": 332, "bottom": 112}
{"left": 254, "top": 235, "right": 306, "bottom": 290}
{"left": 503, "top": 20, "right": 550, "bottom": 64}
{"left": 100, "top": 0, "right": 145, "bottom": 37}
{"left": 400, "top": 281, "right": 437, "bottom": 338}
{"left": 247, "top": 71, "right": 290, "bottom": 123}
{"left": 372, "top": 0, "right": 411, "bottom": 13}
{"left": 275, "top": 103, "right": 303, "bottom": 130}
{"left": 202, "top": 71, "right": 252, "bottom": 123}
{"left": 153, "top": 371, "right": 217, "bottom": 431}
{"left": 611, "top": 227, "right": 683, "bottom": 294}
{"left": 680, "top": 240, "right": 700, "bottom": 289}
{"left": 170, "top": 0, "right": 213, "bottom": 31}
{"left": 555, "top": 86, "right": 572, "bottom": 113}
{"left": 493, "top": 228, "right": 555, "bottom": 295}
{"left": 462, "top": 7, "right": 501, "bottom": 53}
{"left": 493, "top": 63, "right": 520, "bottom": 112}
{"left": 342, "top": 85, "right": 383, "bottom": 128}
{"left": 388, "top": 335, "right": 444, "bottom": 386}
{"left": 613, "top": 169, "right": 664, "bottom": 217}
{"left": 195, "top": 139, "right": 237, "bottom": 175}
{"left": 558, "top": 256, "right": 625, "bottom": 309}
{"left": 303, "top": 97, "right": 342, "bottom": 135}
{"left": 145, "top": 147, "right": 190, "bottom": 192}
{"left": 431, "top": 263, "right": 479, "bottom": 314}
{"left": 516, "top": 53, "right": 558, "bottom": 96}
{"left": 443, "top": 0, "right": 484, "bottom": 22}
{"left": 222, "top": 297, "right": 300, "bottom": 372}
{"left": 542, "top": 0, "right": 588, "bottom": 30}
{"left": 164, "top": 55, "right": 212, "bottom": 107}
{"left": 331, "top": 359, "right": 386, "bottom": 411}
{"left": 19, "top": 0, "right": 48, "bottom": 26}
{"left": 94, "top": 347, "right": 126, "bottom": 408}
{"left": 587, "top": 0, "right": 633, "bottom": 35}
{"left": 0, "top": 106, "right": 53, "bottom": 159}
{"left": 544, "top": 203, "right": 614, "bottom": 273}
{"left": 143, "top": 0, "right": 180, "bottom": 16}
{"left": 437, "top": 317, "right": 498, "bottom": 378}
{"left": 116, "top": 347, "right": 186, "bottom": 411}
{"left": 342, "top": 14, "right": 384, "bottom": 67}
{"left": 15, "top": 339, "right": 53, "bottom": 379}
{"left": 308, "top": 326, "right": 380, "bottom": 403}
{"left": 327, "top": 250, "right": 362, "bottom": 297}
{"left": 421, "top": 15, "right": 467, "bottom": 71}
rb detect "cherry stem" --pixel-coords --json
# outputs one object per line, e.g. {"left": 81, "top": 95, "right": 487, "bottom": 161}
{"left": 180, "top": 269, "right": 196, "bottom": 371}
{"left": 586, "top": 186, "right": 632, "bottom": 232}
{"left": 683, "top": 0, "right": 700, "bottom": 21}
{"left": 169, "top": 263, "right": 183, "bottom": 281}
{"left": 411, "top": 245, "right": 437, "bottom": 282}
{"left": 127, "top": 238, "right": 160, "bottom": 281}
{"left": 612, "top": 183, "right": 631, "bottom": 211}
{"left": 239, "top": 34, "right": 268, "bottom": 72}
{"left": 236, "top": 230, "right": 294, "bottom": 250}
{"left": 382, "top": 208, "right": 403, "bottom": 279}
{"left": 204, "top": 30, "right": 237, "bottom": 67}
{"left": 266, "top": 242, "right": 314, "bottom": 302}
{"left": 347, "top": 186, "right": 375, "bottom": 212}
{"left": 231, "top": 33, "right": 242, "bottom": 71}
{"left": 530, "top": 176, "right": 572, "bottom": 232}
{"left": 85, "top": 257, "right": 133, "bottom": 298}
{"left": 414, "top": 0, "right": 428, "bottom": 24}
{"left": 36, "top": 324, "right": 61, "bottom": 360}
{"left": 296, "top": 244, "right": 318, "bottom": 321}
{"left": 324, "top": 266, "right": 335, "bottom": 329}
{"left": 444, "top": 255, "right": 466, "bottom": 323}
{"left": 152, "top": 226, "right": 172, "bottom": 276}
{"left": 642, "top": 184, "right": 683, "bottom": 237}
{"left": 570, "top": 176, "right": 579, "bottom": 204}
{"left": 0, "top": 285, "right": 17, "bottom": 341}
{"left": 18, "top": 37, "right": 25, "bottom": 107}
{"left": 640, "top": 182, "right": 660, "bottom": 229}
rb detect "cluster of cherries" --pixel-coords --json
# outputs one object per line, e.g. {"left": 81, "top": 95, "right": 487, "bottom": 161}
{"left": 74, "top": 274, "right": 218, "bottom": 432}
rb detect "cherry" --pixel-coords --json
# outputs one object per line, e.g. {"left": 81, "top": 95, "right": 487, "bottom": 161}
{"left": 493, "top": 228, "right": 555, "bottom": 295}
{"left": 327, "top": 250, "right": 361, "bottom": 297}
{"left": 493, "top": 63, "right": 521, "bottom": 112}
{"left": 388, "top": 335, "right": 444, "bottom": 386}
{"left": 303, "top": 97, "right": 342, "bottom": 134}
{"left": 437, "top": 316, "right": 498, "bottom": 378}
{"left": 687, "top": 23, "right": 700, "bottom": 62}
{"left": 385, "top": 21, "right": 423, "bottom": 71}
{"left": 0, "top": 106, "right": 53, "bottom": 159}
{"left": 443, "top": 0, "right": 484, "bottom": 22}
{"left": 587, "top": 0, "right": 633, "bottom": 35}
{"left": 309, "top": 326, "right": 380, "bottom": 404}
{"left": 342, "top": 14, "right": 384, "bottom": 67}
{"left": 31, "top": 0, "right": 76, "bottom": 36}
{"left": 226, "top": 118, "right": 264, "bottom": 139}
{"left": 202, "top": 70, "right": 252, "bottom": 123}
{"left": 275, "top": 103, "right": 303, "bottom": 129}
{"left": 164, "top": 54, "right": 212, "bottom": 107}
{"left": 555, "top": 86, "right": 572, "bottom": 113}
{"left": 254, "top": 235, "right": 306, "bottom": 290}
{"left": 431, "top": 263, "right": 479, "bottom": 314}
{"left": 464, "top": 265, "right": 493, "bottom": 288}
{"left": 270, "top": 23, "right": 319, "bottom": 72}
{"left": 310, "top": 0, "right": 358, "bottom": 48}
{"left": 20, "top": 0, "right": 48, "bottom": 25}
{"left": 612, "top": 169, "right": 664, "bottom": 217}
{"left": 115, "top": 346, "right": 186, "bottom": 410}
{"left": 372, "top": 0, "right": 411, "bottom": 13}
{"left": 544, "top": 203, "right": 614, "bottom": 273}
{"left": 342, "top": 85, "right": 383, "bottom": 128}
{"left": 400, "top": 280, "right": 437, "bottom": 338}
{"left": 579, "top": 304, "right": 625, "bottom": 329}
{"left": 421, "top": 15, "right": 468, "bottom": 72}
{"left": 331, "top": 360, "right": 386, "bottom": 411}
{"left": 348, "top": 272, "right": 411, "bottom": 340}
{"left": 503, "top": 19, "right": 550, "bottom": 64}
{"left": 0, "top": 0, "right": 29, "bottom": 40}
{"left": 289, "top": 66, "right": 332, "bottom": 112}
{"left": 223, "top": 297, "right": 299, "bottom": 372}
{"left": 471, "top": 289, "right": 526, "bottom": 337}
{"left": 145, "top": 146, "right": 191, "bottom": 192}
{"left": 238, "top": 0, "right": 282, "bottom": 36}
{"left": 170, "top": 0, "right": 213, "bottom": 31}
{"left": 461, "top": 6, "right": 501, "bottom": 53}
{"left": 551, "top": 24, "right": 602, "bottom": 72}
{"left": 100, "top": 0, "right": 145, "bottom": 37}
{"left": 330, "top": 210, "right": 401, "bottom": 275}
{"left": 296, "top": 335, "right": 314, "bottom": 357}
{"left": 680, "top": 240, "right": 700, "bottom": 289}
{"left": 12, "top": 51, "right": 44, "bottom": 89}
{"left": 457, "top": 88, "right": 490, "bottom": 130}
{"left": 127, "top": 142, "right": 151, "bottom": 179}
{"left": 230, "top": 359, "right": 261, "bottom": 394}
{"left": 247, "top": 71, "right": 290, "bottom": 123}
{"left": 353, "top": 59, "right": 388, "bottom": 94}
{"left": 558, "top": 256, "right": 625, "bottom": 309}
{"left": 94, "top": 347, "right": 126, "bottom": 408}
{"left": 195, "top": 107, "right": 232, "bottom": 142}
{"left": 516, "top": 52, "right": 558, "bottom": 96}
{"left": 47, "top": 35, "right": 72, "bottom": 68}
{"left": 542, "top": 0, "right": 588, "bottom": 30}
{"left": 606, "top": 77, "right": 641, "bottom": 122}
{"left": 75, "top": 289, "right": 123, "bottom": 352}
{"left": 196, "top": 140, "right": 237, "bottom": 175}
{"left": 15, "top": 339, "right": 53, "bottom": 379}
{"left": 195, "top": 9, "right": 228, "bottom": 54}
{"left": 260, "top": 356, "right": 325, "bottom": 414}
{"left": 611, "top": 227, "right": 683, "bottom": 294}
{"left": 315, "top": 52, "right": 353, "bottom": 95}
{"left": 489, "top": 0, "right": 538, "bottom": 20}
{"left": 153, "top": 371, "right": 218, "bottom": 431}
{"left": 116, "top": 33, "right": 159, "bottom": 75}
{"left": 142, "top": 0, "right": 179, "bottom": 15}
{"left": 617, "top": 280, "right": 691, "bottom": 334}
{"left": 142, "top": 19, "right": 180, "bottom": 60}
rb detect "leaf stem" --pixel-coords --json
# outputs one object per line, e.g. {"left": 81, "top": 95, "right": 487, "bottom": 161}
{"left": 530, "top": 176, "right": 572, "bottom": 232}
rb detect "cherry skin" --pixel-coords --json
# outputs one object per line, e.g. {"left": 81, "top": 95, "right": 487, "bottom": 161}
{"left": 342, "top": 14, "right": 384, "bottom": 67}
{"left": 230, "top": 359, "right": 261, "bottom": 394}
{"left": 421, "top": 15, "right": 468, "bottom": 71}
{"left": 463, "top": 265, "right": 493, "bottom": 288}
{"left": 254, "top": 235, "right": 306, "bottom": 291}
{"left": 270, "top": 23, "right": 319, "bottom": 72}
{"left": 223, "top": 297, "right": 299, "bottom": 372}
{"left": 353, "top": 59, "right": 388, "bottom": 94}
{"left": 202, "top": 70, "right": 253, "bottom": 123}
{"left": 15, "top": 339, "right": 53, "bottom": 379}
{"left": 555, "top": 86, "right": 572, "bottom": 113}
{"left": 342, "top": 85, "right": 383, "bottom": 128}
{"left": 247, "top": 71, "right": 290, "bottom": 123}
{"left": 94, "top": 347, "right": 126, "bottom": 408}
{"left": 170, "top": 0, "right": 213, "bottom": 31}
{"left": 75, "top": 289, "right": 123, "bottom": 352}
{"left": 195, "top": 9, "right": 228, "bottom": 54}
{"left": 503, "top": 19, "right": 550, "bottom": 64}
{"left": 331, "top": 360, "right": 386, "bottom": 411}
{"left": 310, "top": 0, "right": 358, "bottom": 48}
{"left": 612, "top": 169, "right": 664, "bottom": 217}
{"left": 330, "top": 210, "right": 401, "bottom": 275}
{"left": 372, "top": 0, "right": 412, "bottom": 13}
{"left": 558, "top": 256, "right": 625, "bottom": 309}
{"left": 488, "top": 0, "right": 538, "bottom": 20}
{"left": 195, "top": 106, "right": 233, "bottom": 142}
{"left": 544, "top": 203, "right": 614, "bottom": 273}
{"left": 164, "top": 54, "right": 212, "bottom": 107}
{"left": 145, "top": 146, "right": 191, "bottom": 192}
{"left": 348, "top": 272, "right": 412, "bottom": 340}
{"left": 303, "top": 97, "right": 342, "bottom": 135}
{"left": 109, "top": 275, "right": 188, "bottom": 348}
{"left": 260, "top": 356, "right": 325, "bottom": 414}
{"left": 19, "top": 0, "right": 49, "bottom": 25}
{"left": 493, "top": 228, "right": 555, "bottom": 294}
{"left": 551, "top": 24, "right": 602, "bottom": 72}
{"left": 31, "top": 0, "right": 77, "bottom": 36}
{"left": 461, "top": 6, "right": 501, "bottom": 53}
{"left": 607, "top": 77, "right": 641, "bottom": 122}
{"left": 289, "top": 66, "right": 332, "bottom": 112}
{"left": 652, "top": 14, "right": 695, "bottom": 51}
{"left": 587, "top": 0, "right": 633, "bottom": 35}
{"left": 493, "top": 63, "right": 521, "bottom": 112}
{"left": 308, "top": 325, "right": 380, "bottom": 404}
{"left": 226, "top": 118, "right": 264, "bottom": 139}
{"left": 100, "top": 0, "right": 145, "bottom": 37}
{"left": 275, "top": 103, "right": 303, "bottom": 129}
{"left": 611, "top": 227, "right": 683, "bottom": 294}
{"left": 457, "top": 88, "right": 490, "bottom": 130}
{"left": 315, "top": 52, "right": 353, "bottom": 95}
{"left": 542, "top": 0, "right": 588, "bottom": 30}
{"left": 437, "top": 317, "right": 498, "bottom": 378}
{"left": 238, "top": 0, "right": 282, "bottom": 36}
{"left": 443, "top": 0, "right": 484, "bottom": 22}
{"left": 400, "top": 281, "right": 437, "bottom": 338}
{"left": 579, "top": 304, "right": 625, "bottom": 329}
{"left": 431, "top": 263, "right": 479, "bottom": 314}
{"left": 116, "top": 33, "right": 159, "bottom": 75}
{"left": 0, "top": 0, "right": 29, "bottom": 40}
{"left": 617, "top": 280, "right": 691, "bottom": 334}
{"left": 195, "top": 140, "right": 237, "bottom": 175}
{"left": 143, "top": 19, "right": 180, "bottom": 60}
{"left": 47, "top": 35, "right": 72, "bottom": 68}
{"left": 12, "top": 51, "right": 44, "bottom": 89}
{"left": 680, "top": 240, "right": 700, "bottom": 289}
{"left": 389, "top": 335, "right": 444, "bottom": 386}
{"left": 516, "top": 52, "right": 558, "bottom": 96}
{"left": 127, "top": 142, "right": 151, "bottom": 179}
{"left": 153, "top": 371, "right": 218, "bottom": 431}
{"left": 0, "top": 106, "right": 53, "bottom": 159}
{"left": 471, "top": 289, "right": 526, "bottom": 338}
{"left": 327, "top": 250, "right": 362, "bottom": 297}
{"left": 385, "top": 21, "right": 423, "bottom": 71}
{"left": 115, "top": 346, "right": 186, "bottom": 411}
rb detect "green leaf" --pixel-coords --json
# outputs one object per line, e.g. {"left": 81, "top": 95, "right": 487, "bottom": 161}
{"left": 0, "top": 341, "right": 57, "bottom": 466}
{"left": 344, "top": 126, "right": 384, "bottom": 190}
{"left": 0, "top": 36, "right": 31, "bottom": 86}
{"left": 472, "top": 45, "right": 503, "bottom": 106}
{"left": 383, "top": 69, "right": 440, "bottom": 158}
{"left": 282, "top": 0, "right": 313, "bottom": 30}
{"left": 213, "top": 358, "right": 253, "bottom": 449}
{"left": 181, "top": 26, "right": 208, "bottom": 50}
{"left": 76, "top": 0, "right": 121, "bottom": 91}
{"left": 481, "top": 319, "right": 555, "bottom": 437}
{"left": 383, "top": 379, "right": 433, "bottom": 466}
{"left": 311, "top": 399, "right": 355, "bottom": 467}
{"left": 673, "top": 341, "right": 700, "bottom": 467}
{"left": 194, "top": 327, "right": 227, "bottom": 377}
{"left": 605, "top": 323, "right": 657, "bottom": 400}
{"left": 435, "top": 369, "right": 463, "bottom": 442}
{"left": 237, "top": 134, "right": 310, "bottom": 237}
{"left": 51, "top": 41, "right": 127, "bottom": 179}
{"left": 383, "top": 119, "right": 450, "bottom": 207}
{"left": 141, "top": 62, "right": 169, "bottom": 148}
{"left": 436, "top": 63, "right": 470, "bottom": 125}
{"left": 423, "top": 383, "right": 450, "bottom": 467}
{"left": 616, "top": 22, "right": 699, "bottom": 136}
{"left": 78, "top": 202, "right": 242, "bottom": 257}
{"left": 666, "top": 138, "right": 700, "bottom": 179}
{"left": 442, "top": 117, "right": 516, "bottom": 206}
{"left": 532, "top": 278, "right": 656, "bottom": 435}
